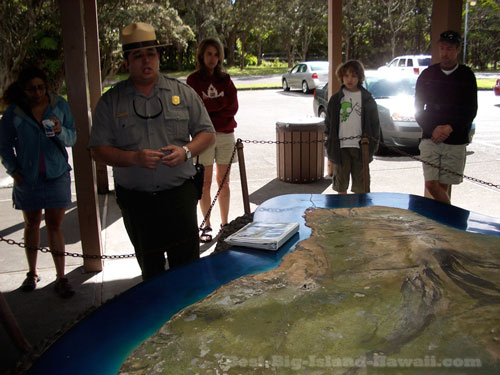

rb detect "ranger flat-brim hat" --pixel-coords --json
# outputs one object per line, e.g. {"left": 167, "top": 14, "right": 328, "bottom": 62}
{"left": 121, "top": 22, "right": 168, "bottom": 52}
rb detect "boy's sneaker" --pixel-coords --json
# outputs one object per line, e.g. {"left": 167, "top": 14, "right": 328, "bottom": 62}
{"left": 54, "top": 278, "right": 75, "bottom": 299}
{"left": 21, "top": 272, "right": 40, "bottom": 292}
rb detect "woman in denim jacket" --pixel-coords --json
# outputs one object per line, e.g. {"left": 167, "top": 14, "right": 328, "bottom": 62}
{"left": 0, "top": 67, "right": 76, "bottom": 298}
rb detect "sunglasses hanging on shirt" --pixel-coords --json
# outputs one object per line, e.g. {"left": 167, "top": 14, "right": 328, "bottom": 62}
{"left": 133, "top": 97, "right": 163, "bottom": 119}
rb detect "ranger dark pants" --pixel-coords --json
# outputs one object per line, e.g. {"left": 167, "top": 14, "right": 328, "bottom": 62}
{"left": 115, "top": 180, "right": 199, "bottom": 281}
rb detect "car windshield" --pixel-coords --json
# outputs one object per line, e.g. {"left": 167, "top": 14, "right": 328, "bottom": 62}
{"left": 309, "top": 63, "right": 329, "bottom": 71}
{"left": 365, "top": 76, "right": 417, "bottom": 98}
{"left": 418, "top": 57, "right": 431, "bottom": 66}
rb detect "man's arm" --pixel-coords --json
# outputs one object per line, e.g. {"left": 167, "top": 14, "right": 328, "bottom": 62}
{"left": 414, "top": 73, "right": 433, "bottom": 134}
{"left": 187, "top": 131, "right": 216, "bottom": 157}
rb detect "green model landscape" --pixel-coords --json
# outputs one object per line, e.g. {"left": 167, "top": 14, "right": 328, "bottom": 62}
{"left": 120, "top": 206, "right": 500, "bottom": 375}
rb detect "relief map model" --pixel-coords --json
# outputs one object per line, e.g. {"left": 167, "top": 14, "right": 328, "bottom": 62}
{"left": 121, "top": 206, "right": 500, "bottom": 375}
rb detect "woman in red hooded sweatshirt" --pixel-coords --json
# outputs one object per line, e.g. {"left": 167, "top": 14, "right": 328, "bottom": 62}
{"left": 187, "top": 38, "right": 239, "bottom": 243}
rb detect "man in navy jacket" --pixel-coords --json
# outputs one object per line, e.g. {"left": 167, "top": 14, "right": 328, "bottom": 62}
{"left": 415, "top": 30, "right": 477, "bottom": 204}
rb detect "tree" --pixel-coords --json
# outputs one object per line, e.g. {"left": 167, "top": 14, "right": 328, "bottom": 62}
{"left": 382, "top": 0, "right": 416, "bottom": 58}
{"left": 0, "top": 0, "right": 60, "bottom": 94}
{"left": 97, "top": 0, "right": 194, "bottom": 80}
{"left": 467, "top": 0, "right": 500, "bottom": 70}
{"left": 270, "top": 0, "right": 302, "bottom": 67}
{"left": 230, "top": 0, "right": 268, "bottom": 69}
{"left": 297, "top": 0, "right": 327, "bottom": 61}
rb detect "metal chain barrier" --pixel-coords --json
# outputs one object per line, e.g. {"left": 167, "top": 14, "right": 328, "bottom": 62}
{"left": 365, "top": 135, "right": 500, "bottom": 190}
{"left": 240, "top": 135, "right": 500, "bottom": 191}
{"left": 0, "top": 145, "right": 239, "bottom": 260}
{"left": 198, "top": 142, "right": 238, "bottom": 231}
{"left": 2, "top": 135, "right": 498, "bottom": 259}
{"left": 0, "top": 237, "right": 135, "bottom": 259}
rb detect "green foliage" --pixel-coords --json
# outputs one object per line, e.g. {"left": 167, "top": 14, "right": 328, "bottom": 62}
{"left": 0, "top": 0, "right": 60, "bottom": 93}
{"left": 39, "top": 36, "right": 59, "bottom": 51}
{"left": 245, "top": 54, "right": 258, "bottom": 66}
{"left": 1, "top": 0, "right": 500, "bottom": 97}
{"left": 466, "top": 0, "right": 500, "bottom": 70}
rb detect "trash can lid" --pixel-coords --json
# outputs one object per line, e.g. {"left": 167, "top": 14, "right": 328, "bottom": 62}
{"left": 276, "top": 116, "right": 325, "bottom": 128}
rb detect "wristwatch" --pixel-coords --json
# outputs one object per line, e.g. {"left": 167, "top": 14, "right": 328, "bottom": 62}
{"left": 182, "top": 145, "right": 192, "bottom": 160}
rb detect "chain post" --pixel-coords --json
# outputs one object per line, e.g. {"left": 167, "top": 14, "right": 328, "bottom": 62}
{"left": 236, "top": 139, "right": 251, "bottom": 214}
{"left": 198, "top": 142, "right": 238, "bottom": 231}
{"left": 361, "top": 137, "right": 371, "bottom": 193}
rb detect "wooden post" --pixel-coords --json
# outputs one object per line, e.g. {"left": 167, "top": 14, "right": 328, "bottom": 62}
{"left": 328, "top": 0, "right": 342, "bottom": 97}
{"left": 236, "top": 140, "right": 251, "bottom": 215}
{"left": 361, "top": 137, "right": 371, "bottom": 193}
{"left": 430, "top": 0, "right": 463, "bottom": 64}
{"left": 426, "top": 0, "right": 462, "bottom": 200}
{"left": 59, "top": 0, "right": 103, "bottom": 271}
{"left": 0, "top": 292, "right": 31, "bottom": 352}
{"left": 83, "top": 0, "right": 109, "bottom": 194}
{"left": 327, "top": 0, "right": 342, "bottom": 180}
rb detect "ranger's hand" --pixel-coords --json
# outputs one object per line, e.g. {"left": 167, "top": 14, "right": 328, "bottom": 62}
{"left": 159, "top": 145, "right": 187, "bottom": 168}
{"left": 134, "top": 149, "right": 164, "bottom": 169}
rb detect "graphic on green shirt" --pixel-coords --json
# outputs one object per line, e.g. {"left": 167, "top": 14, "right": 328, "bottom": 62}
{"left": 340, "top": 98, "right": 360, "bottom": 122}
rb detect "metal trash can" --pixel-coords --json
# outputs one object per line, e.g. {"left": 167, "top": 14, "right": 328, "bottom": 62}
{"left": 276, "top": 117, "right": 326, "bottom": 183}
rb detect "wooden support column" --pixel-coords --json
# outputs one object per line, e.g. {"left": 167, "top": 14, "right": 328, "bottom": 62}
{"left": 328, "top": 0, "right": 342, "bottom": 97}
{"left": 83, "top": 0, "right": 109, "bottom": 194}
{"left": 59, "top": 0, "right": 103, "bottom": 272}
{"left": 430, "top": 0, "right": 463, "bottom": 64}
{"left": 425, "top": 0, "right": 463, "bottom": 201}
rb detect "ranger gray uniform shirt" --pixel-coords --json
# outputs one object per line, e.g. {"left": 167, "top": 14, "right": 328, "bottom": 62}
{"left": 89, "top": 75, "right": 215, "bottom": 191}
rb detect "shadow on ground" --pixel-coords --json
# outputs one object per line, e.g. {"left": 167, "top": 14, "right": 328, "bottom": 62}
{"left": 1, "top": 266, "right": 142, "bottom": 375}
{"left": 0, "top": 192, "right": 124, "bottom": 248}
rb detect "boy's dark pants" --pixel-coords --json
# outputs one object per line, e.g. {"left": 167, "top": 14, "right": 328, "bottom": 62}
{"left": 115, "top": 180, "right": 199, "bottom": 281}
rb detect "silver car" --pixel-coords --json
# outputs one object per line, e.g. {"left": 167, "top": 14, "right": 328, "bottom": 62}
{"left": 313, "top": 72, "right": 475, "bottom": 154}
{"left": 366, "top": 72, "right": 422, "bottom": 151}
{"left": 312, "top": 72, "right": 422, "bottom": 154}
{"left": 282, "top": 61, "right": 329, "bottom": 93}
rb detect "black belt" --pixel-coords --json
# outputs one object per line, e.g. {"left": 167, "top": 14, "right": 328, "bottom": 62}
{"left": 115, "top": 184, "right": 171, "bottom": 197}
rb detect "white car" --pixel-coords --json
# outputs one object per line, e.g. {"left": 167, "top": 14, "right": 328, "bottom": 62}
{"left": 378, "top": 55, "right": 431, "bottom": 75}
{"left": 282, "top": 61, "right": 329, "bottom": 93}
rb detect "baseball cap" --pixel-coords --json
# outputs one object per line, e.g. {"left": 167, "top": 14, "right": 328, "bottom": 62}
{"left": 439, "top": 30, "right": 462, "bottom": 45}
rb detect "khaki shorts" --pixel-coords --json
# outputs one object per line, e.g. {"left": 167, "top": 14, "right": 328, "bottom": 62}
{"left": 419, "top": 139, "right": 466, "bottom": 185}
{"left": 332, "top": 147, "right": 368, "bottom": 193}
{"left": 198, "top": 132, "right": 238, "bottom": 166}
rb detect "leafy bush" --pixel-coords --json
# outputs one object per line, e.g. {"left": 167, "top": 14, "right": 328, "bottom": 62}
{"left": 245, "top": 54, "right": 258, "bottom": 66}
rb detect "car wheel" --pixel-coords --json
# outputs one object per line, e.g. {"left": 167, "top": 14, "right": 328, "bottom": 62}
{"left": 318, "top": 107, "right": 327, "bottom": 119}
{"left": 282, "top": 79, "right": 290, "bottom": 91}
{"left": 302, "top": 81, "right": 309, "bottom": 93}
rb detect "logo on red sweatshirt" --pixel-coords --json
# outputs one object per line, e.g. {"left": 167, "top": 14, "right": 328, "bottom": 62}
{"left": 202, "top": 84, "right": 224, "bottom": 99}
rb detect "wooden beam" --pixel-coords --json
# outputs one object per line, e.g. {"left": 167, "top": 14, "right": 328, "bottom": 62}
{"left": 58, "top": 0, "right": 103, "bottom": 272}
{"left": 328, "top": 0, "right": 342, "bottom": 97}
{"left": 430, "top": 0, "right": 464, "bottom": 64}
{"left": 83, "top": 0, "right": 109, "bottom": 194}
{"left": 426, "top": 0, "right": 463, "bottom": 200}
